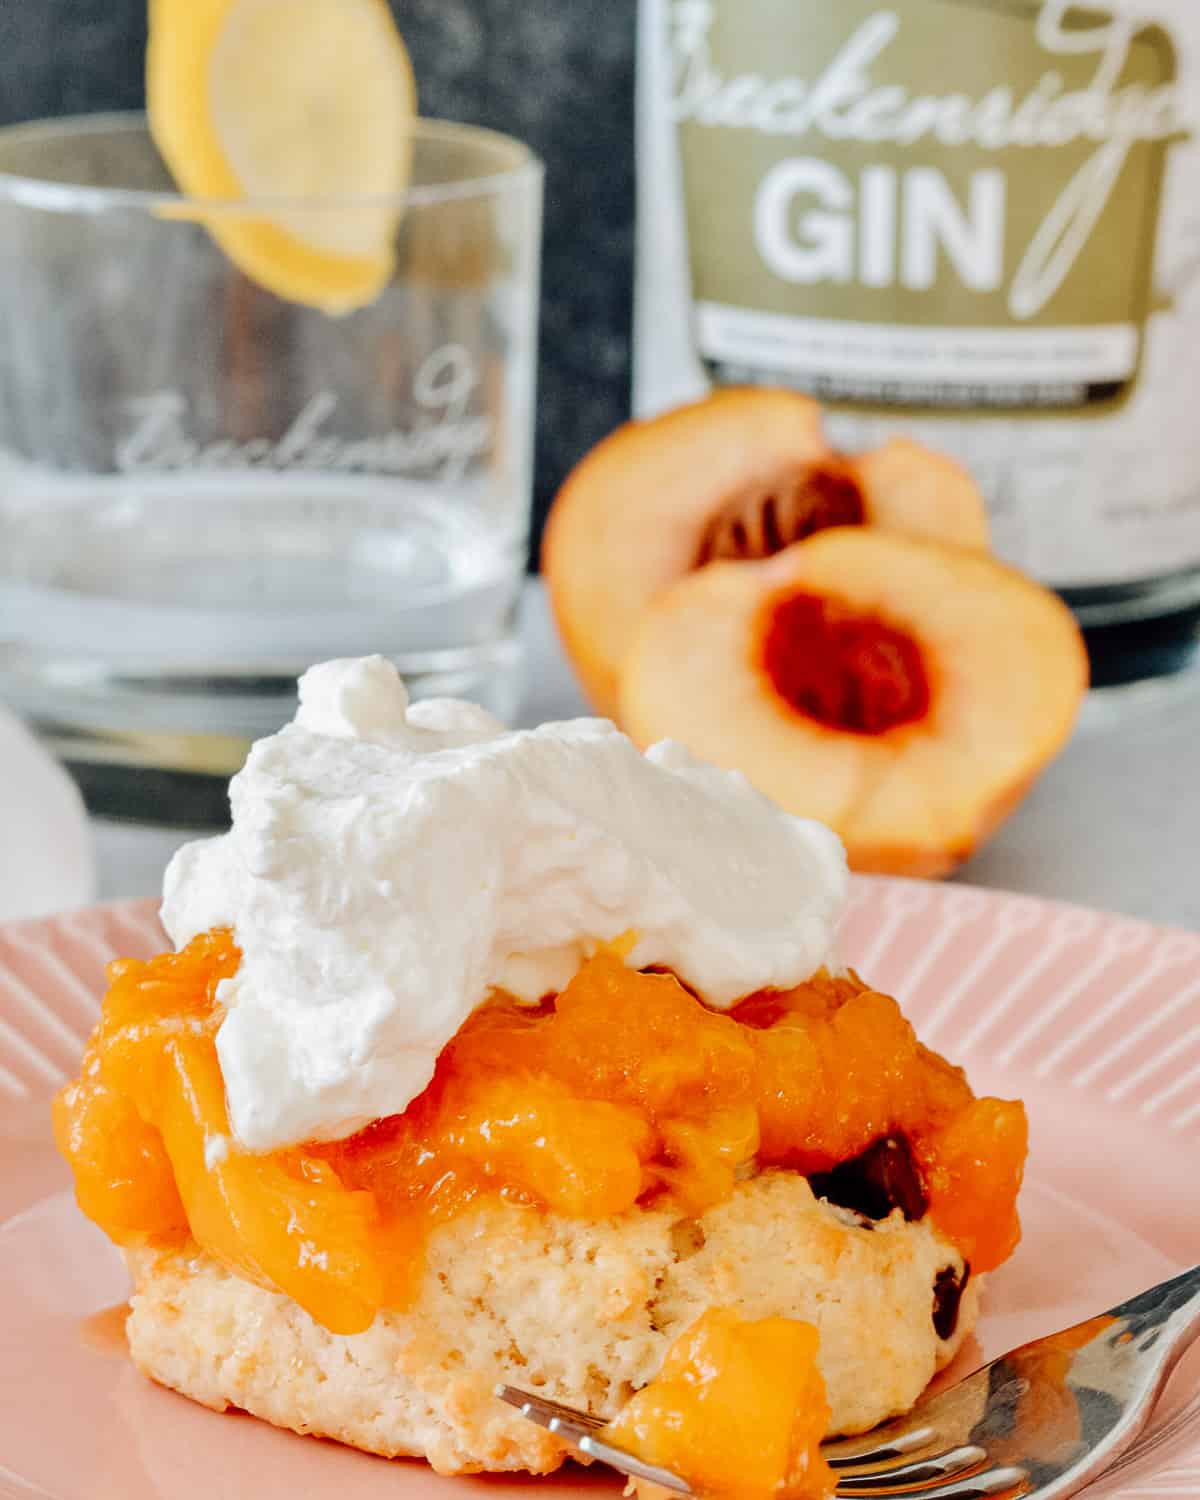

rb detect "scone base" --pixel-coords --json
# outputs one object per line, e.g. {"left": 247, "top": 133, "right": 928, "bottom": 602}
{"left": 125, "top": 1172, "right": 980, "bottom": 1476}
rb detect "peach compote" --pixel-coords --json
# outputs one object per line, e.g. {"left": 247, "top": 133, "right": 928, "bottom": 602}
{"left": 605, "top": 1308, "right": 835, "bottom": 1500}
{"left": 55, "top": 931, "right": 1026, "bottom": 1336}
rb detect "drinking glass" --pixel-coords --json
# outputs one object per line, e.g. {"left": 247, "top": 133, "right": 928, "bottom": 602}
{"left": 0, "top": 114, "right": 543, "bottom": 823}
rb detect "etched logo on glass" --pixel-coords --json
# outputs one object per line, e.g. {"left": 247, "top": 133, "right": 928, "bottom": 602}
{"left": 116, "top": 345, "right": 492, "bottom": 481}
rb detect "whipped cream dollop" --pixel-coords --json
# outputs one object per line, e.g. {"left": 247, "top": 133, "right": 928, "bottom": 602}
{"left": 162, "top": 657, "right": 849, "bottom": 1152}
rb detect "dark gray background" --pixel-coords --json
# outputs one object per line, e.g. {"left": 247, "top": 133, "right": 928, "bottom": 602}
{"left": 0, "top": 0, "right": 638, "bottom": 548}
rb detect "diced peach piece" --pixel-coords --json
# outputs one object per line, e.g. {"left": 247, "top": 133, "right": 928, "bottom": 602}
{"left": 606, "top": 1308, "right": 835, "bottom": 1500}
{"left": 52, "top": 1048, "right": 188, "bottom": 1246}
{"left": 439, "top": 1072, "right": 653, "bottom": 1218}
{"left": 655, "top": 1105, "right": 761, "bottom": 1216}
{"left": 149, "top": 1032, "right": 384, "bottom": 1334}
{"left": 543, "top": 954, "right": 757, "bottom": 1120}
{"left": 919, "top": 1097, "right": 1029, "bottom": 1274}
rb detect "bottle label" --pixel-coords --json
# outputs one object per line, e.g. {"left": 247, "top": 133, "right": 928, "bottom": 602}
{"left": 671, "top": 0, "right": 1181, "bottom": 413}
{"left": 636, "top": 0, "right": 1200, "bottom": 589}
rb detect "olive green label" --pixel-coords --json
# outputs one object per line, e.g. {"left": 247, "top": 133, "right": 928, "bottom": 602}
{"left": 671, "top": 0, "right": 1182, "bottom": 408}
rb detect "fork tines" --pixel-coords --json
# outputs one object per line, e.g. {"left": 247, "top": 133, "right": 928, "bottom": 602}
{"left": 494, "top": 1385, "right": 695, "bottom": 1493}
{"left": 494, "top": 1385, "right": 605, "bottom": 1439}
{"left": 494, "top": 1384, "right": 1028, "bottom": 1498}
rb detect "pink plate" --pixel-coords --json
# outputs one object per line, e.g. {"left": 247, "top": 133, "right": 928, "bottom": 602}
{"left": 1, "top": 883, "right": 1198, "bottom": 1500}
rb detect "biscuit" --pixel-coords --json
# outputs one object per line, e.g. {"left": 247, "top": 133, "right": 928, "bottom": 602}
{"left": 125, "top": 1170, "right": 979, "bottom": 1476}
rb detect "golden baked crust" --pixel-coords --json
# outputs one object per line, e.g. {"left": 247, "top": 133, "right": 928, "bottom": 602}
{"left": 125, "top": 1171, "right": 980, "bottom": 1476}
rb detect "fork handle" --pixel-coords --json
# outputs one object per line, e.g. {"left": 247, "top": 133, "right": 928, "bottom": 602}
{"left": 1112, "top": 1264, "right": 1200, "bottom": 1325}
{"left": 1111, "top": 1263, "right": 1200, "bottom": 1369}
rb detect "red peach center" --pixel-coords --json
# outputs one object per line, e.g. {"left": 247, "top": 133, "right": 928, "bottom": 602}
{"left": 762, "top": 591, "right": 931, "bottom": 735}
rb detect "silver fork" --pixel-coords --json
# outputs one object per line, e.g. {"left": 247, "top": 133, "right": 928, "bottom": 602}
{"left": 497, "top": 1264, "right": 1200, "bottom": 1498}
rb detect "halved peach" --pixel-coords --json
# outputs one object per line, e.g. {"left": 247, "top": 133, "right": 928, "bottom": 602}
{"left": 543, "top": 389, "right": 989, "bottom": 718}
{"left": 618, "top": 529, "right": 1087, "bottom": 879}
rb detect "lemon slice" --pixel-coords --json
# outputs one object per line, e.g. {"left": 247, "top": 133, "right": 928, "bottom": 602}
{"left": 147, "top": 0, "right": 416, "bottom": 313}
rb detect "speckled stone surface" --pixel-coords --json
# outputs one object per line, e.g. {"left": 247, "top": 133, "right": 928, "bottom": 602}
{"left": 0, "top": 0, "right": 637, "bottom": 542}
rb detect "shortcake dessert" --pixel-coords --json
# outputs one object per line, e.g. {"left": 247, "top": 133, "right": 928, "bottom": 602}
{"left": 55, "top": 657, "right": 1025, "bottom": 1493}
